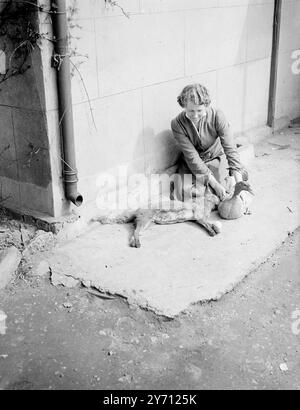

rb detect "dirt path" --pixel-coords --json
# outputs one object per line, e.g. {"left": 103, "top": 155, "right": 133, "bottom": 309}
{"left": 0, "top": 229, "right": 299, "bottom": 390}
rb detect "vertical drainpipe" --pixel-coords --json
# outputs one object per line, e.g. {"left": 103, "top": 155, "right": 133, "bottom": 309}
{"left": 267, "top": 0, "right": 282, "bottom": 129}
{"left": 51, "top": 0, "right": 83, "bottom": 207}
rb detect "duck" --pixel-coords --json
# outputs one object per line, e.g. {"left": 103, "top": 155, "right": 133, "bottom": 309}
{"left": 218, "top": 181, "right": 254, "bottom": 220}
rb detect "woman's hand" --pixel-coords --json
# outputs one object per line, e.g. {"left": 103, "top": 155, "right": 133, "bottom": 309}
{"left": 213, "top": 183, "right": 227, "bottom": 201}
{"left": 208, "top": 175, "right": 227, "bottom": 201}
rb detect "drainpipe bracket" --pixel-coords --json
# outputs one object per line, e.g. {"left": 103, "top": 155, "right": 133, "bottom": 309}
{"left": 52, "top": 53, "right": 67, "bottom": 70}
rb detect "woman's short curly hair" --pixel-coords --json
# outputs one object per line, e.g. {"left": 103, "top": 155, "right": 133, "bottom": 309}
{"left": 177, "top": 84, "right": 211, "bottom": 108}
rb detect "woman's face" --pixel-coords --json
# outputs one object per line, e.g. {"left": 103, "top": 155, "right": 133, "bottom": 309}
{"left": 185, "top": 102, "right": 207, "bottom": 125}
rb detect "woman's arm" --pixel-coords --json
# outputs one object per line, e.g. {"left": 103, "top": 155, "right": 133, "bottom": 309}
{"left": 215, "top": 110, "right": 243, "bottom": 182}
{"left": 231, "top": 170, "right": 243, "bottom": 183}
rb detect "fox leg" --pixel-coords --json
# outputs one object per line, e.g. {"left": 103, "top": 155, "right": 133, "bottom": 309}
{"left": 194, "top": 218, "right": 220, "bottom": 237}
{"left": 130, "top": 213, "right": 153, "bottom": 248}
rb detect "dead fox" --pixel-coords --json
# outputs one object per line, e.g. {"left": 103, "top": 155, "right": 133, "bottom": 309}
{"left": 93, "top": 186, "right": 221, "bottom": 248}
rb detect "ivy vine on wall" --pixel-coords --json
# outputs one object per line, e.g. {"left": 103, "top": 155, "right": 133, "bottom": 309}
{"left": 0, "top": 0, "right": 129, "bottom": 86}
{"left": 0, "top": 0, "right": 41, "bottom": 85}
{"left": 104, "top": 0, "right": 129, "bottom": 18}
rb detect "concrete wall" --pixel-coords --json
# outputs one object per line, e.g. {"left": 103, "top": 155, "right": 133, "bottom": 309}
{"left": 67, "top": 0, "right": 279, "bottom": 213}
{"left": 1, "top": 1, "right": 299, "bottom": 219}
{"left": 276, "top": 0, "right": 300, "bottom": 120}
{"left": 0, "top": 0, "right": 66, "bottom": 217}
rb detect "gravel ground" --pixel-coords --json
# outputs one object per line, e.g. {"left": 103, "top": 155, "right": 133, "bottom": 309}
{"left": 0, "top": 228, "right": 299, "bottom": 390}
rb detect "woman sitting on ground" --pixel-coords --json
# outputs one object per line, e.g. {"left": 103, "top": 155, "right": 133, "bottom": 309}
{"left": 171, "top": 83, "right": 247, "bottom": 201}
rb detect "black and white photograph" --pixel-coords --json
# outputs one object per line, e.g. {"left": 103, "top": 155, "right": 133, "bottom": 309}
{"left": 0, "top": 0, "right": 300, "bottom": 393}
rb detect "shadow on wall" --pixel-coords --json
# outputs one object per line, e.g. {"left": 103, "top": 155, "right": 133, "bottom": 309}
{"left": 218, "top": 3, "right": 272, "bottom": 132}
{"left": 132, "top": 127, "right": 180, "bottom": 176}
{"left": 239, "top": 3, "right": 273, "bottom": 131}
